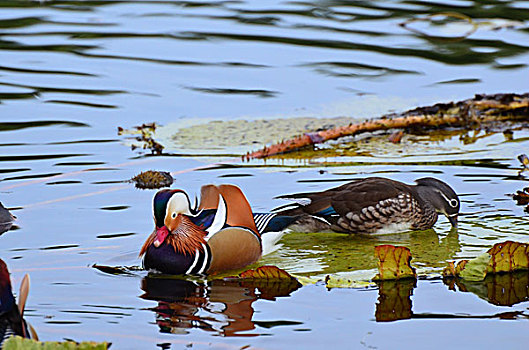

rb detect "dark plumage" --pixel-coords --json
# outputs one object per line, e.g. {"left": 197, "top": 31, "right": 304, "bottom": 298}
{"left": 0, "top": 259, "right": 31, "bottom": 346}
{"left": 0, "top": 203, "right": 15, "bottom": 235}
{"left": 273, "top": 177, "right": 459, "bottom": 234}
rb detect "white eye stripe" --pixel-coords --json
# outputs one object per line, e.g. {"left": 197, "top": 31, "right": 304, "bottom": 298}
{"left": 439, "top": 191, "right": 459, "bottom": 208}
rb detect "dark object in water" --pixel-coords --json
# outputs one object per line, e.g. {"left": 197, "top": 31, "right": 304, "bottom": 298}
{"left": 118, "top": 123, "right": 164, "bottom": 155}
{"left": 518, "top": 154, "right": 529, "bottom": 169}
{"left": 512, "top": 187, "right": 529, "bottom": 206}
{"left": 0, "top": 202, "right": 15, "bottom": 235}
{"left": 130, "top": 170, "right": 173, "bottom": 189}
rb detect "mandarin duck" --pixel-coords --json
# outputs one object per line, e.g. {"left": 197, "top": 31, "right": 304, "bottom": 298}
{"left": 0, "top": 259, "right": 37, "bottom": 345}
{"left": 273, "top": 177, "right": 459, "bottom": 234}
{"left": 140, "top": 184, "right": 294, "bottom": 275}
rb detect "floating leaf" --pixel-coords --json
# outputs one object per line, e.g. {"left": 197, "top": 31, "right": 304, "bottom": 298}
{"left": 458, "top": 253, "right": 490, "bottom": 281}
{"left": 373, "top": 245, "right": 416, "bottom": 281}
{"left": 229, "top": 265, "right": 297, "bottom": 281}
{"left": 487, "top": 240, "right": 529, "bottom": 273}
{"left": 388, "top": 130, "right": 404, "bottom": 144}
{"left": 129, "top": 170, "right": 173, "bottom": 189}
{"left": 324, "top": 275, "right": 374, "bottom": 289}
{"left": 444, "top": 241, "right": 529, "bottom": 281}
{"left": 3, "top": 336, "right": 108, "bottom": 350}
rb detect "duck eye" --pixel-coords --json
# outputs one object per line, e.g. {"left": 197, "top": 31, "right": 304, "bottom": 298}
{"left": 449, "top": 199, "right": 458, "bottom": 208}
{"left": 171, "top": 212, "right": 177, "bottom": 219}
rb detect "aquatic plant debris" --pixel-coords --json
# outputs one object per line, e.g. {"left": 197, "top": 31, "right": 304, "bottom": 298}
{"left": 129, "top": 170, "right": 173, "bottom": 189}
{"left": 512, "top": 187, "right": 529, "bottom": 206}
{"left": 118, "top": 122, "right": 164, "bottom": 155}
{"left": 443, "top": 241, "right": 529, "bottom": 281}
{"left": 373, "top": 245, "right": 417, "bottom": 281}
{"left": 245, "top": 93, "right": 529, "bottom": 159}
{"left": 3, "top": 336, "right": 108, "bottom": 350}
{"left": 224, "top": 265, "right": 299, "bottom": 282}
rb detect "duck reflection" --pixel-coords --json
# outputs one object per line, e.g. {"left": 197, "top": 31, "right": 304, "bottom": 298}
{"left": 141, "top": 276, "right": 300, "bottom": 336}
{"left": 444, "top": 271, "right": 529, "bottom": 307}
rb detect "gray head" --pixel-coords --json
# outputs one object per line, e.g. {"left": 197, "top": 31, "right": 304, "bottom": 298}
{"left": 414, "top": 177, "right": 459, "bottom": 227}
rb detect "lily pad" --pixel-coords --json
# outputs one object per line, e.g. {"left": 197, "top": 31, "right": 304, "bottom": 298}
{"left": 3, "top": 336, "right": 108, "bottom": 350}
{"left": 443, "top": 240, "right": 529, "bottom": 281}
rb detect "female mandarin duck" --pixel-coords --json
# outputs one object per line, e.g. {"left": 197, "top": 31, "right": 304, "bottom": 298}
{"left": 273, "top": 177, "right": 459, "bottom": 234}
{"left": 0, "top": 259, "right": 37, "bottom": 345}
{"left": 140, "top": 184, "right": 292, "bottom": 275}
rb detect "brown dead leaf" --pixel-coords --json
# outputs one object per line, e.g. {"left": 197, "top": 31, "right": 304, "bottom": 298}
{"left": 513, "top": 188, "right": 529, "bottom": 205}
{"left": 487, "top": 240, "right": 529, "bottom": 273}
{"left": 373, "top": 245, "right": 416, "bottom": 281}
{"left": 235, "top": 265, "right": 297, "bottom": 280}
{"left": 388, "top": 130, "right": 404, "bottom": 143}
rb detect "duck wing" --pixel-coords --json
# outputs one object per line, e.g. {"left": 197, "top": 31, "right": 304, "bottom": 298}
{"left": 206, "top": 185, "right": 261, "bottom": 273}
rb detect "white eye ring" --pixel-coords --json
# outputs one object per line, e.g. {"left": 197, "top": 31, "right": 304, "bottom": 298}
{"left": 449, "top": 199, "right": 458, "bottom": 208}
{"left": 171, "top": 212, "right": 177, "bottom": 219}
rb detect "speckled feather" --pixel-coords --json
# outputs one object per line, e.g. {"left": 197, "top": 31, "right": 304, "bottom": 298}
{"left": 276, "top": 177, "right": 439, "bottom": 234}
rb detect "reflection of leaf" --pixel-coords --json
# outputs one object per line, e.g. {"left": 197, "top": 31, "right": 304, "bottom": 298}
{"left": 445, "top": 272, "right": 529, "bottom": 307}
{"left": 3, "top": 336, "right": 108, "bottom": 349}
{"left": 375, "top": 279, "right": 416, "bottom": 322}
{"left": 373, "top": 245, "right": 416, "bottom": 281}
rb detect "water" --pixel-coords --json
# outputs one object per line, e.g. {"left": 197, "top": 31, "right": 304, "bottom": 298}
{"left": 1, "top": 1, "right": 529, "bottom": 348}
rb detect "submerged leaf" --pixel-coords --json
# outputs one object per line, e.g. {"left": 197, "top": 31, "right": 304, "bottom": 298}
{"left": 3, "top": 336, "right": 108, "bottom": 350}
{"left": 373, "top": 245, "right": 416, "bottom": 281}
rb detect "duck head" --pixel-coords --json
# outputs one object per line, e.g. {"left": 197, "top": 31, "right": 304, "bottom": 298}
{"left": 415, "top": 177, "right": 460, "bottom": 227}
{"left": 141, "top": 189, "right": 206, "bottom": 258}
{"left": 152, "top": 189, "right": 198, "bottom": 247}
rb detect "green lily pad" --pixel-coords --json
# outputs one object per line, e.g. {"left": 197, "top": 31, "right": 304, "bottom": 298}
{"left": 3, "top": 336, "right": 108, "bottom": 350}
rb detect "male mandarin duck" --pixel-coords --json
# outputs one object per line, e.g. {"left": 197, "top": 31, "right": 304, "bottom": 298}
{"left": 273, "top": 177, "right": 459, "bottom": 234}
{"left": 0, "top": 259, "right": 37, "bottom": 345}
{"left": 140, "top": 184, "right": 295, "bottom": 275}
